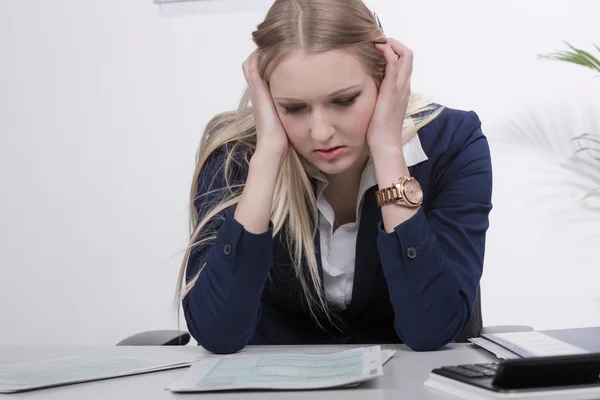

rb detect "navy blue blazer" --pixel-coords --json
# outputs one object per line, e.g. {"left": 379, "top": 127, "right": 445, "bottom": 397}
{"left": 183, "top": 107, "right": 493, "bottom": 354}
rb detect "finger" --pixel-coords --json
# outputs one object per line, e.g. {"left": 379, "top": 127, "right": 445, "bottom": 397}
{"left": 385, "top": 38, "right": 413, "bottom": 60}
{"left": 242, "top": 50, "right": 259, "bottom": 85}
{"left": 247, "top": 52, "right": 259, "bottom": 84}
{"left": 385, "top": 38, "right": 414, "bottom": 78}
{"left": 242, "top": 53, "right": 259, "bottom": 109}
{"left": 375, "top": 42, "right": 398, "bottom": 60}
{"left": 242, "top": 55, "right": 252, "bottom": 84}
{"left": 250, "top": 53, "right": 270, "bottom": 96}
{"left": 375, "top": 43, "right": 400, "bottom": 82}
{"left": 244, "top": 51, "right": 272, "bottom": 109}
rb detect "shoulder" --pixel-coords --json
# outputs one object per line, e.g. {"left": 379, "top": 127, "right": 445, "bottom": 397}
{"left": 197, "top": 111, "right": 252, "bottom": 181}
{"left": 415, "top": 106, "right": 488, "bottom": 166}
{"left": 195, "top": 141, "right": 252, "bottom": 195}
{"left": 202, "top": 140, "right": 252, "bottom": 173}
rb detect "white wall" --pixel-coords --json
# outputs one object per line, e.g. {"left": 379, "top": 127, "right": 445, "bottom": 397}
{"left": 0, "top": 0, "right": 598, "bottom": 345}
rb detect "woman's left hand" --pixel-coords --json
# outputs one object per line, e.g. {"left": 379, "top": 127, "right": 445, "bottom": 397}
{"left": 366, "top": 38, "right": 413, "bottom": 158}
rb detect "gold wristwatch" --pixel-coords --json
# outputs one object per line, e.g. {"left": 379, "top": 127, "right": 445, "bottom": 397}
{"left": 376, "top": 176, "right": 423, "bottom": 208}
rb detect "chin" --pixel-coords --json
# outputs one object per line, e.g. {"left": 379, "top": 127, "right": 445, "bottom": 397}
{"left": 311, "top": 154, "right": 357, "bottom": 176}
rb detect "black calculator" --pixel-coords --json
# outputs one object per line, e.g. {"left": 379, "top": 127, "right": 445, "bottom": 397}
{"left": 427, "top": 352, "right": 600, "bottom": 397}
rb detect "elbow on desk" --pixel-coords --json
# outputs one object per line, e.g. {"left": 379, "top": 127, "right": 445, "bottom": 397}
{"left": 402, "top": 334, "right": 452, "bottom": 352}
{"left": 187, "top": 317, "right": 250, "bottom": 354}
{"left": 396, "top": 290, "right": 470, "bottom": 352}
{"left": 398, "top": 318, "right": 466, "bottom": 352}
{"left": 184, "top": 308, "right": 250, "bottom": 355}
{"left": 199, "top": 338, "right": 247, "bottom": 355}
{"left": 190, "top": 319, "right": 250, "bottom": 354}
{"left": 395, "top": 311, "right": 463, "bottom": 352}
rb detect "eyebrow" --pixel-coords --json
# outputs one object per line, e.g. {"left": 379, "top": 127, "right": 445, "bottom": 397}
{"left": 274, "top": 85, "right": 362, "bottom": 102}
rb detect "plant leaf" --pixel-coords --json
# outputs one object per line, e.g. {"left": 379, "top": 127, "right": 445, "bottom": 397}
{"left": 565, "top": 42, "right": 600, "bottom": 70}
{"left": 540, "top": 42, "right": 600, "bottom": 73}
{"left": 583, "top": 188, "right": 600, "bottom": 200}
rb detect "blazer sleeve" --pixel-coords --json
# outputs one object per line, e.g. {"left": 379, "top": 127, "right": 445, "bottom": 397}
{"left": 376, "top": 111, "right": 493, "bottom": 351}
{"left": 182, "top": 145, "right": 273, "bottom": 354}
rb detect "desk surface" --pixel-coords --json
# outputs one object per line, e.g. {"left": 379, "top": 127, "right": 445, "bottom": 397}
{"left": 0, "top": 344, "right": 497, "bottom": 399}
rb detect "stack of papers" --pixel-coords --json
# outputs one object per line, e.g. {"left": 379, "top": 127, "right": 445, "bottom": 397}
{"left": 468, "top": 337, "right": 520, "bottom": 360}
{"left": 0, "top": 357, "right": 194, "bottom": 394}
{"left": 469, "top": 329, "right": 595, "bottom": 359}
{"left": 168, "top": 346, "right": 394, "bottom": 392}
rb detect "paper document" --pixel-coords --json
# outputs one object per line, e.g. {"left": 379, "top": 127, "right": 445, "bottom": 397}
{"left": 0, "top": 357, "right": 194, "bottom": 394}
{"left": 382, "top": 349, "right": 395, "bottom": 365}
{"left": 168, "top": 346, "right": 388, "bottom": 392}
{"left": 468, "top": 338, "right": 520, "bottom": 360}
{"left": 483, "top": 331, "right": 590, "bottom": 358}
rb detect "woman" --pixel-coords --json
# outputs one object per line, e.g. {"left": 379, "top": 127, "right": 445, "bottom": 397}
{"left": 176, "top": 0, "right": 492, "bottom": 354}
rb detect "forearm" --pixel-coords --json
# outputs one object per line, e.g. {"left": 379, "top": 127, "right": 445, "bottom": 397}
{"left": 184, "top": 208, "right": 274, "bottom": 354}
{"left": 377, "top": 209, "right": 470, "bottom": 351}
{"left": 185, "top": 148, "right": 284, "bottom": 354}
{"left": 371, "top": 146, "right": 419, "bottom": 233}
{"left": 372, "top": 111, "right": 491, "bottom": 351}
{"left": 234, "top": 148, "right": 284, "bottom": 234}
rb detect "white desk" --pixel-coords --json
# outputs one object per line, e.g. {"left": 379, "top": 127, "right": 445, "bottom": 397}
{"left": 0, "top": 344, "right": 497, "bottom": 399}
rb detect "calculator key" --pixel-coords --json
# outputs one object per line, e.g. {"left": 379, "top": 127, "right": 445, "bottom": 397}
{"left": 441, "top": 366, "right": 463, "bottom": 373}
{"left": 442, "top": 366, "right": 485, "bottom": 378}
{"left": 457, "top": 368, "right": 485, "bottom": 378}
{"left": 478, "top": 363, "right": 499, "bottom": 370}
{"left": 441, "top": 366, "right": 469, "bottom": 375}
{"left": 462, "top": 364, "right": 496, "bottom": 377}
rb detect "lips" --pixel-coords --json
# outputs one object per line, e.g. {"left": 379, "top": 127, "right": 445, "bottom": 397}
{"left": 316, "top": 146, "right": 341, "bottom": 152}
{"left": 314, "top": 146, "right": 345, "bottom": 160}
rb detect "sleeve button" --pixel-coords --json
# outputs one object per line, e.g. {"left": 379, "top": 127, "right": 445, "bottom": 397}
{"left": 224, "top": 244, "right": 232, "bottom": 255}
{"left": 407, "top": 247, "right": 417, "bottom": 259}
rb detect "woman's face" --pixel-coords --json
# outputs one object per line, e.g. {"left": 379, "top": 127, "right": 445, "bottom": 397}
{"left": 268, "top": 48, "right": 378, "bottom": 176}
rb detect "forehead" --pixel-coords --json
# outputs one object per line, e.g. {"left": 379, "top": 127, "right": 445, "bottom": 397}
{"left": 268, "top": 48, "right": 368, "bottom": 99}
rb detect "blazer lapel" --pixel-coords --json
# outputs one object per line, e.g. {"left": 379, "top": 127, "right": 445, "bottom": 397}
{"left": 343, "top": 184, "right": 382, "bottom": 320}
{"left": 312, "top": 226, "right": 351, "bottom": 331}
{"left": 342, "top": 163, "right": 421, "bottom": 320}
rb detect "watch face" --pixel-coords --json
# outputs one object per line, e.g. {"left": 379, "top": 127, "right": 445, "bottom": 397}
{"left": 404, "top": 179, "right": 423, "bottom": 204}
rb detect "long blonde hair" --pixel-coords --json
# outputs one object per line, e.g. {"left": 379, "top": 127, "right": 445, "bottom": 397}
{"left": 176, "top": 0, "right": 443, "bottom": 326}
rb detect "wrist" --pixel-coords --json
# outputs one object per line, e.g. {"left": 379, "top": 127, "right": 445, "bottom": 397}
{"left": 371, "top": 146, "right": 410, "bottom": 184}
{"left": 369, "top": 143, "right": 404, "bottom": 162}
{"left": 251, "top": 146, "right": 286, "bottom": 170}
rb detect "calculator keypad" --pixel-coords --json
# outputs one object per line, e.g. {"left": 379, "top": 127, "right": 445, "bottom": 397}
{"left": 440, "top": 363, "right": 498, "bottom": 379}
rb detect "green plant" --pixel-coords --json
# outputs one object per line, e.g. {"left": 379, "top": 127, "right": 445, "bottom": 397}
{"left": 539, "top": 42, "right": 600, "bottom": 74}
{"left": 540, "top": 43, "right": 600, "bottom": 200}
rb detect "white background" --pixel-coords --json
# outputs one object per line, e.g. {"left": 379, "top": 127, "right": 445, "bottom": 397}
{"left": 1, "top": 0, "right": 599, "bottom": 345}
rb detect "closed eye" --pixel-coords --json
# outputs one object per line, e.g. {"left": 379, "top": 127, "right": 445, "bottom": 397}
{"left": 281, "top": 92, "right": 360, "bottom": 115}
{"left": 283, "top": 105, "right": 305, "bottom": 115}
{"left": 334, "top": 95, "right": 359, "bottom": 108}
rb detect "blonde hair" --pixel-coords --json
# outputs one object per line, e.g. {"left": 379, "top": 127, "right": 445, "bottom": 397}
{"left": 176, "top": 0, "right": 444, "bottom": 327}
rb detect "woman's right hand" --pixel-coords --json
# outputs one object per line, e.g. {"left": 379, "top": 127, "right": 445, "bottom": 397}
{"left": 242, "top": 49, "right": 289, "bottom": 158}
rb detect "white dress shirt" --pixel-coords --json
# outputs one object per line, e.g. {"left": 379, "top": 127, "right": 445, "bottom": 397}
{"left": 317, "top": 134, "right": 429, "bottom": 311}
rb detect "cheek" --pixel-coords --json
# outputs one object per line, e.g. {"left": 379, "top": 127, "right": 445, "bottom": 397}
{"left": 279, "top": 114, "right": 308, "bottom": 148}
{"left": 344, "top": 99, "right": 377, "bottom": 140}
{"left": 354, "top": 106, "right": 375, "bottom": 132}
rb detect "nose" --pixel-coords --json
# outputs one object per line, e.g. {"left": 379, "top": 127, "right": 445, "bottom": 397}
{"left": 309, "top": 109, "right": 335, "bottom": 144}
